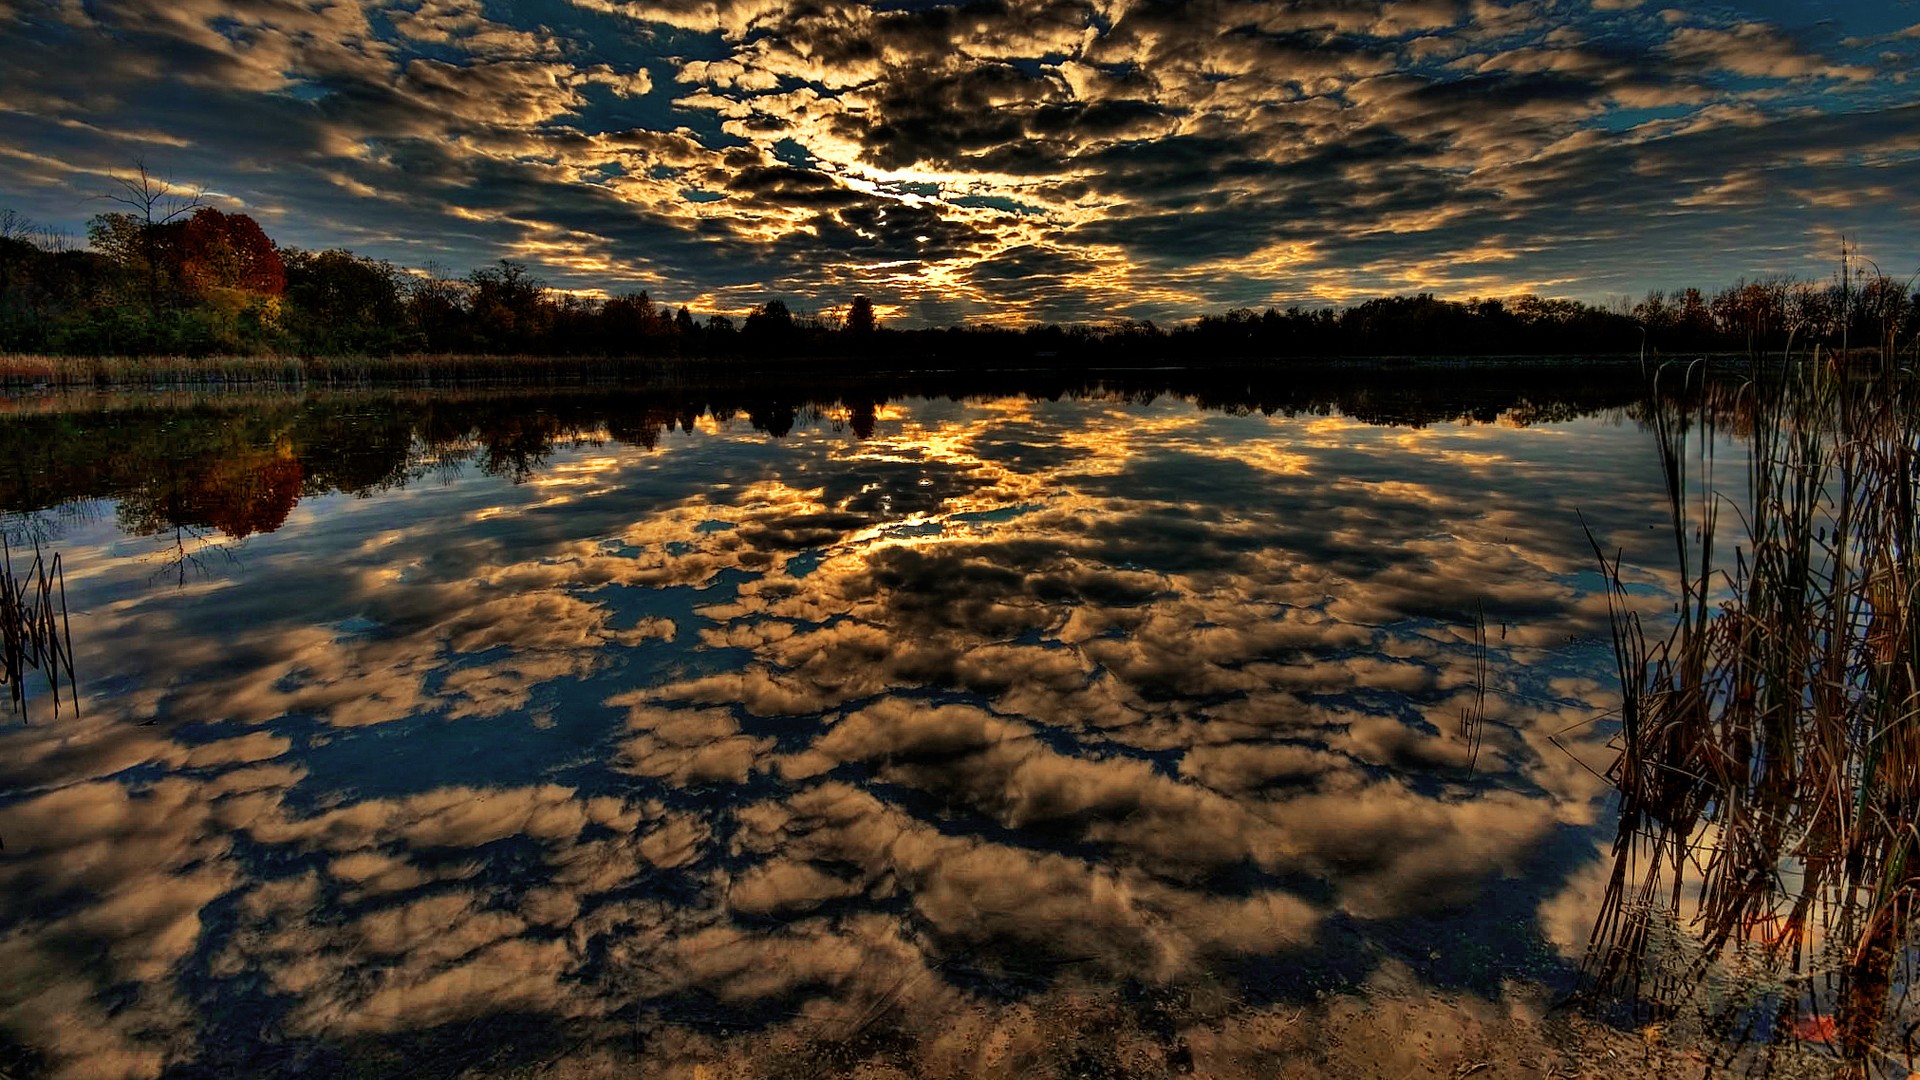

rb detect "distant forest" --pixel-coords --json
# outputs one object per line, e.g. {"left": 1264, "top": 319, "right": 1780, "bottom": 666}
{"left": 2, "top": 197, "right": 1913, "bottom": 362}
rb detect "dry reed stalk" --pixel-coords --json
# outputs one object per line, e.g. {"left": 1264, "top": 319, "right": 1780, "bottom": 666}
{"left": 0, "top": 535, "right": 77, "bottom": 724}
{"left": 1584, "top": 347, "right": 1918, "bottom": 1075}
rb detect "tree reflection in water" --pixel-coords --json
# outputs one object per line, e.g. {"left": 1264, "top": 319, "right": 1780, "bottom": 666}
{"left": 0, "top": 366, "right": 1730, "bottom": 1079}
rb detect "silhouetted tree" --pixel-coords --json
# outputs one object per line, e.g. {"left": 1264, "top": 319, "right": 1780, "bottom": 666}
{"left": 406, "top": 268, "right": 470, "bottom": 352}
{"left": 602, "top": 290, "right": 685, "bottom": 355}
{"left": 283, "top": 248, "right": 410, "bottom": 353}
{"left": 743, "top": 298, "right": 792, "bottom": 335}
{"left": 1850, "top": 273, "right": 1912, "bottom": 352}
{"left": 1, "top": 190, "right": 1893, "bottom": 364}
{"left": 1675, "top": 287, "right": 1715, "bottom": 347}
{"left": 741, "top": 298, "right": 795, "bottom": 356}
{"left": 0, "top": 209, "right": 33, "bottom": 244}
{"left": 467, "top": 260, "right": 552, "bottom": 352}
{"left": 845, "top": 295, "right": 877, "bottom": 336}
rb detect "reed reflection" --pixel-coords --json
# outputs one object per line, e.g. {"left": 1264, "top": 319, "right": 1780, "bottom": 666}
{"left": 0, "top": 372, "right": 1671, "bottom": 1078}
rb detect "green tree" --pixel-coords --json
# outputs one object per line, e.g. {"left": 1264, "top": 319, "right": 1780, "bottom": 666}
{"left": 281, "top": 248, "right": 410, "bottom": 353}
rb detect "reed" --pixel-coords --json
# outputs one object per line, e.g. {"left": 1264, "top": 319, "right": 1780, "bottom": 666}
{"left": 1583, "top": 346, "right": 1919, "bottom": 1075}
{"left": 0, "top": 535, "right": 77, "bottom": 724}
{"left": 1458, "top": 602, "right": 1489, "bottom": 778}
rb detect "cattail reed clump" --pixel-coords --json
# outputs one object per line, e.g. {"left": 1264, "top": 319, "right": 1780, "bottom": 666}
{"left": 1584, "top": 343, "right": 1918, "bottom": 1074}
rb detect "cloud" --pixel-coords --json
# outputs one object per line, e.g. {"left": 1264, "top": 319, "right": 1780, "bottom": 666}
{"left": 0, "top": 0, "right": 1908, "bottom": 319}
{"left": 1664, "top": 21, "right": 1875, "bottom": 82}
{"left": 0, "top": 386, "right": 1694, "bottom": 1074}
{"left": 613, "top": 699, "right": 775, "bottom": 784}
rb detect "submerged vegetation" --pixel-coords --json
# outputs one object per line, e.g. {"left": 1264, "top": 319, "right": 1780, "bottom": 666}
{"left": 1585, "top": 332, "right": 1919, "bottom": 1073}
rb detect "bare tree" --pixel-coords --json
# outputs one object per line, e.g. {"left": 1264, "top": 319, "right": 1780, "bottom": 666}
{"left": 35, "top": 225, "right": 74, "bottom": 254}
{"left": 0, "top": 208, "right": 32, "bottom": 243}
{"left": 102, "top": 160, "right": 205, "bottom": 227}
{"left": 98, "top": 161, "right": 205, "bottom": 309}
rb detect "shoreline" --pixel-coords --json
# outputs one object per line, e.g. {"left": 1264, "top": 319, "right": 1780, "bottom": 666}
{"left": 0, "top": 350, "right": 1752, "bottom": 394}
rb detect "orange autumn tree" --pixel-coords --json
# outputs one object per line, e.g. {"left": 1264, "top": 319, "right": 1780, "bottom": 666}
{"left": 171, "top": 207, "right": 286, "bottom": 322}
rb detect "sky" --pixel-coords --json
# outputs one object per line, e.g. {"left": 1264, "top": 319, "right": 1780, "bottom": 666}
{"left": 0, "top": 0, "right": 1916, "bottom": 324}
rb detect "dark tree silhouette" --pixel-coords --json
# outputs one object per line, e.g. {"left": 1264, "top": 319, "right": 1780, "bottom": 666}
{"left": 467, "top": 260, "right": 552, "bottom": 352}
{"left": 281, "top": 248, "right": 411, "bottom": 353}
{"left": 845, "top": 295, "right": 877, "bottom": 335}
{"left": 742, "top": 298, "right": 795, "bottom": 355}
{"left": 405, "top": 267, "right": 470, "bottom": 352}
{"left": 6, "top": 189, "right": 1916, "bottom": 364}
{"left": 743, "top": 298, "right": 793, "bottom": 334}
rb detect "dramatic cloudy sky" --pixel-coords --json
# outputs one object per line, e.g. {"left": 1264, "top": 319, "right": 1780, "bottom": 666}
{"left": 0, "top": 0, "right": 1915, "bottom": 323}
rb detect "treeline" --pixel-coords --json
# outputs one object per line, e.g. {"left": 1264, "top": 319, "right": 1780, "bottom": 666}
{"left": 1, "top": 203, "right": 1913, "bottom": 361}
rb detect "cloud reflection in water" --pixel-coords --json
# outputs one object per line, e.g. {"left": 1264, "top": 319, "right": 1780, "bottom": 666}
{"left": 0, "top": 386, "right": 1670, "bottom": 1077}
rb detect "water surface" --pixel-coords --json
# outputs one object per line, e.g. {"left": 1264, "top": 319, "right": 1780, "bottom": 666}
{"left": 0, "top": 372, "right": 1679, "bottom": 1077}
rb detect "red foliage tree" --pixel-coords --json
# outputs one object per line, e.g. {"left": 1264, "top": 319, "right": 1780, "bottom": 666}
{"left": 174, "top": 207, "right": 285, "bottom": 298}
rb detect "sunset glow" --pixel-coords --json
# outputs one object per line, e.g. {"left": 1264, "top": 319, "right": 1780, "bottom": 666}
{"left": 1, "top": 0, "right": 1914, "bottom": 322}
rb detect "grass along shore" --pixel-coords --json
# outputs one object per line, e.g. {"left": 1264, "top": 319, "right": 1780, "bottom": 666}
{"left": 0, "top": 351, "right": 711, "bottom": 388}
{"left": 0, "top": 349, "right": 1754, "bottom": 392}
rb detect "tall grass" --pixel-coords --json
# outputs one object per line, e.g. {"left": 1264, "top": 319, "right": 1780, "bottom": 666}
{"left": 1583, "top": 345, "right": 1918, "bottom": 1074}
{"left": 0, "top": 352, "right": 713, "bottom": 389}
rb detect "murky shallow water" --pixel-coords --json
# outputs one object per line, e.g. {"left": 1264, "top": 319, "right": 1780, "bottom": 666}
{"left": 0, "top": 373, "right": 1685, "bottom": 1077}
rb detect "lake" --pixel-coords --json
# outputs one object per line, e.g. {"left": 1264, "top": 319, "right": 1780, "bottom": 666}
{"left": 0, "top": 368, "right": 1691, "bottom": 1077}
